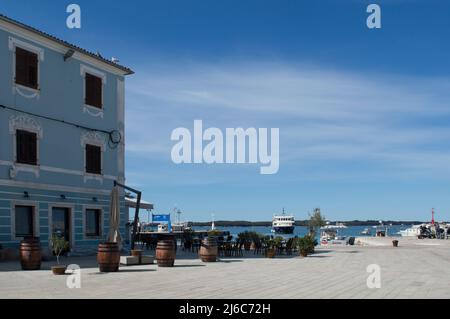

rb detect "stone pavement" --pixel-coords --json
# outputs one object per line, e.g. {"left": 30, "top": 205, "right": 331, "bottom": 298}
{"left": 0, "top": 239, "right": 449, "bottom": 299}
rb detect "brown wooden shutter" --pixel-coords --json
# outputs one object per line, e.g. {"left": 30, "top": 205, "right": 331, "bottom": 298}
{"left": 85, "top": 74, "right": 102, "bottom": 108}
{"left": 16, "top": 131, "right": 24, "bottom": 163}
{"left": 16, "top": 130, "right": 37, "bottom": 165}
{"left": 15, "top": 48, "right": 28, "bottom": 86}
{"left": 15, "top": 47, "right": 38, "bottom": 89}
{"left": 27, "top": 52, "right": 38, "bottom": 89}
{"left": 86, "top": 144, "right": 101, "bottom": 174}
{"left": 29, "top": 132, "right": 37, "bottom": 164}
{"left": 85, "top": 74, "right": 93, "bottom": 105}
{"left": 86, "top": 145, "right": 92, "bottom": 172}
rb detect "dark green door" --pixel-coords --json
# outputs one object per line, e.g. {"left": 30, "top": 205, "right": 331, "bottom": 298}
{"left": 52, "top": 207, "right": 71, "bottom": 243}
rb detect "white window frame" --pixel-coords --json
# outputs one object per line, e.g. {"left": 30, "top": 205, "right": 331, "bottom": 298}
{"left": 82, "top": 205, "right": 104, "bottom": 240}
{"left": 80, "top": 64, "right": 106, "bottom": 118}
{"left": 11, "top": 201, "right": 39, "bottom": 241}
{"left": 9, "top": 115, "right": 43, "bottom": 178}
{"left": 81, "top": 131, "right": 105, "bottom": 183}
{"left": 9, "top": 36, "right": 44, "bottom": 99}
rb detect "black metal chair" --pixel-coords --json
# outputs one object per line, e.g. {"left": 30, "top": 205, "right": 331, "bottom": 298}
{"left": 192, "top": 238, "right": 201, "bottom": 253}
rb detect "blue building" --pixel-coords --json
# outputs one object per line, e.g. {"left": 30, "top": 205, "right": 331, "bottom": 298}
{"left": 0, "top": 15, "right": 133, "bottom": 257}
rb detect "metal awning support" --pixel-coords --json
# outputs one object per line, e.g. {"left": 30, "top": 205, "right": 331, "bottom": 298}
{"left": 125, "top": 197, "right": 153, "bottom": 210}
{"left": 114, "top": 180, "right": 141, "bottom": 251}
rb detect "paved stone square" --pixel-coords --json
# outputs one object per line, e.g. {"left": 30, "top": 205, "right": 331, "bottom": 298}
{"left": 1, "top": 238, "right": 449, "bottom": 299}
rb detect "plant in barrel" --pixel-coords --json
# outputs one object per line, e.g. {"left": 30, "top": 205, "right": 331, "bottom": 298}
{"left": 207, "top": 229, "right": 221, "bottom": 237}
{"left": 296, "top": 235, "right": 316, "bottom": 257}
{"left": 237, "top": 231, "right": 253, "bottom": 251}
{"left": 263, "top": 237, "right": 277, "bottom": 258}
{"left": 51, "top": 234, "right": 69, "bottom": 275}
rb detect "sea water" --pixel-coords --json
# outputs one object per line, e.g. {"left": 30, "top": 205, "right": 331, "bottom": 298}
{"left": 193, "top": 225, "right": 406, "bottom": 239}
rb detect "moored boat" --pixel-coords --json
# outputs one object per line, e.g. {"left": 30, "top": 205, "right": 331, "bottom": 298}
{"left": 320, "top": 223, "right": 348, "bottom": 245}
{"left": 272, "top": 209, "right": 295, "bottom": 234}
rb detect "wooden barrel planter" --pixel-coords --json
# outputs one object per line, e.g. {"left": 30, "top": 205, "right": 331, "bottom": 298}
{"left": 97, "top": 242, "right": 120, "bottom": 272}
{"left": 265, "top": 248, "right": 276, "bottom": 258}
{"left": 20, "top": 237, "right": 41, "bottom": 270}
{"left": 199, "top": 238, "right": 218, "bottom": 262}
{"left": 156, "top": 240, "right": 176, "bottom": 267}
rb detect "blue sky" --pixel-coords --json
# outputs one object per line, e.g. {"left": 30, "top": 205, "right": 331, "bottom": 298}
{"left": 1, "top": 1, "right": 450, "bottom": 222}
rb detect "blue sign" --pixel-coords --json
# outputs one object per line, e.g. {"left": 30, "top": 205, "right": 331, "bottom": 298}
{"left": 152, "top": 214, "right": 170, "bottom": 222}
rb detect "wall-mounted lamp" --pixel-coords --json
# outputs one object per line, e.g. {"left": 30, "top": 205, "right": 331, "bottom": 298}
{"left": 60, "top": 194, "right": 66, "bottom": 200}
{"left": 63, "top": 49, "right": 75, "bottom": 61}
{"left": 23, "top": 191, "right": 29, "bottom": 198}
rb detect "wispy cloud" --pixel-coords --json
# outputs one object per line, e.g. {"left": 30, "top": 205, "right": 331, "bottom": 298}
{"left": 125, "top": 60, "right": 450, "bottom": 184}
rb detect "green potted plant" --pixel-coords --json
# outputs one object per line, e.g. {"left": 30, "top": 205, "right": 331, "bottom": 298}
{"left": 207, "top": 229, "right": 221, "bottom": 237}
{"left": 296, "top": 235, "right": 316, "bottom": 257}
{"left": 51, "top": 234, "right": 69, "bottom": 275}
{"left": 250, "top": 232, "right": 263, "bottom": 250}
{"left": 237, "top": 231, "right": 252, "bottom": 251}
{"left": 264, "top": 237, "right": 277, "bottom": 258}
{"left": 273, "top": 236, "right": 284, "bottom": 246}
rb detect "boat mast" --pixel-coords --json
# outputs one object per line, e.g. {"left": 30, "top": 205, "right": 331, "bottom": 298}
{"left": 176, "top": 207, "right": 182, "bottom": 224}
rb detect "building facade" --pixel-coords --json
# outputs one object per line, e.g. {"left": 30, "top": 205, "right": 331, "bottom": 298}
{"left": 0, "top": 15, "right": 133, "bottom": 256}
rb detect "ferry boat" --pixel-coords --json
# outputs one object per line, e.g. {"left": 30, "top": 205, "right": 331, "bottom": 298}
{"left": 272, "top": 209, "right": 295, "bottom": 234}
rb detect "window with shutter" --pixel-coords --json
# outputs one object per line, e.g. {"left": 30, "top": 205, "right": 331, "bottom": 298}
{"left": 85, "top": 73, "right": 103, "bottom": 108}
{"left": 16, "top": 130, "right": 37, "bottom": 165}
{"left": 86, "top": 144, "right": 102, "bottom": 174}
{"left": 15, "top": 47, "right": 38, "bottom": 89}
{"left": 85, "top": 209, "right": 101, "bottom": 237}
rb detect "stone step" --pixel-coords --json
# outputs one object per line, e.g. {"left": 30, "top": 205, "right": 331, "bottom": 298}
{"left": 119, "top": 255, "right": 154, "bottom": 265}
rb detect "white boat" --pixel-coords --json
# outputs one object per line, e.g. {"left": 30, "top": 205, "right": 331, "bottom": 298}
{"left": 172, "top": 222, "right": 190, "bottom": 232}
{"left": 171, "top": 207, "right": 191, "bottom": 232}
{"left": 321, "top": 222, "right": 347, "bottom": 229}
{"left": 360, "top": 228, "right": 371, "bottom": 236}
{"left": 320, "top": 223, "right": 348, "bottom": 245}
{"left": 398, "top": 209, "right": 447, "bottom": 238}
{"left": 157, "top": 223, "right": 169, "bottom": 233}
{"left": 272, "top": 209, "right": 295, "bottom": 234}
{"left": 398, "top": 225, "right": 422, "bottom": 237}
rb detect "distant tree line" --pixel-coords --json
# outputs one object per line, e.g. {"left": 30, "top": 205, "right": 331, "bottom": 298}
{"left": 190, "top": 219, "right": 427, "bottom": 227}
